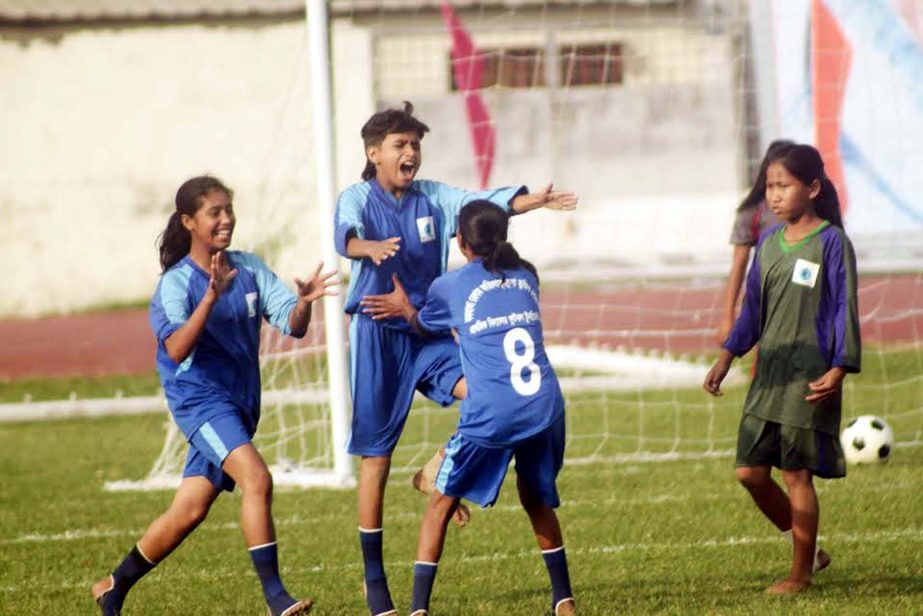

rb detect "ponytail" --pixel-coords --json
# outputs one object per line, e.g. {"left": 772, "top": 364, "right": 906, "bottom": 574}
{"left": 815, "top": 177, "right": 843, "bottom": 228}
{"left": 157, "top": 212, "right": 191, "bottom": 272}
{"left": 458, "top": 200, "right": 538, "bottom": 283}
{"left": 158, "top": 175, "right": 233, "bottom": 272}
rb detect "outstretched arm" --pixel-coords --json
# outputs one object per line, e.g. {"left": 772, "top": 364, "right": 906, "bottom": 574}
{"left": 511, "top": 182, "right": 578, "bottom": 214}
{"left": 288, "top": 262, "right": 340, "bottom": 338}
{"left": 164, "top": 252, "right": 237, "bottom": 364}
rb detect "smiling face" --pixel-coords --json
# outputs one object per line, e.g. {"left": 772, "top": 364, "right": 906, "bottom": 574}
{"left": 367, "top": 131, "right": 422, "bottom": 198}
{"left": 181, "top": 188, "right": 235, "bottom": 255}
{"left": 765, "top": 161, "right": 820, "bottom": 224}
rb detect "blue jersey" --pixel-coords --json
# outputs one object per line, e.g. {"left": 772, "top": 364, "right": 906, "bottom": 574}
{"left": 334, "top": 179, "right": 526, "bottom": 332}
{"left": 416, "top": 260, "right": 564, "bottom": 447}
{"left": 149, "top": 251, "right": 298, "bottom": 437}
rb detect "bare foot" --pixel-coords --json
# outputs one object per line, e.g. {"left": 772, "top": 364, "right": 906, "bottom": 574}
{"left": 814, "top": 548, "right": 831, "bottom": 573}
{"left": 765, "top": 579, "right": 811, "bottom": 595}
{"left": 91, "top": 575, "right": 114, "bottom": 604}
{"left": 555, "top": 598, "right": 577, "bottom": 615}
{"left": 413, "top": 450, "right": 471, "bottom": 527}
{"left": 279, "top": 598, "right": 314, "bottom": 616}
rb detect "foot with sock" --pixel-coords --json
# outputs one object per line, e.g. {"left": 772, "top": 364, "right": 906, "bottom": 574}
{"left": 249, "top": 542, "right": 314, "bottom": 616}
{"left": 412, "top": 450, "right": 471, "bottom": 527}
{"left": 267, "top": 593, "right": 314, "bottom": 616}
{"left": 91, "top": 544, "right": 156, "bottom": 615}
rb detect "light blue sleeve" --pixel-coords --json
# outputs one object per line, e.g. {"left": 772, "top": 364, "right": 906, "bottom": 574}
{"left": 234, "top": 252, "right": 298, "bottom": 336}
{"left": 334, "top": 183, "right": 372, "bottom": 258}
{"left": 416, "top": 275, "right": 454, "bottom": 333}
{"left": 149, "top": 264, "right": 194, "bottom": 344}
{"left": 416, "top": 180, "right": 527, "bottom": 241}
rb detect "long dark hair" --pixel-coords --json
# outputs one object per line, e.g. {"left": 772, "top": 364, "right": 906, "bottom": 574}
{"left": 767, "top": 143, "right": 843, "bottom": 228}
{"left": 737, "top": 139, "right": 795, "bottom": 212}
{"left": 360, "top": 101, "right": 430, "bottom": 181}
{"left": 457, "top": 200, "right": 537, "bottom": 283}
{"left": 157, "top": 175, "right": 233, "bottom": 272}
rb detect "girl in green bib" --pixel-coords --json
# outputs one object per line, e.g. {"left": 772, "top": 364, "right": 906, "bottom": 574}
{"left": 704, "top": 143, "right": 861, "bottom": 594}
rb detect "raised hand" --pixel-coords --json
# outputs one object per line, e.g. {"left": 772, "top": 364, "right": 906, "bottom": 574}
{"left": 366, "top": 237, "right": 402, "bottom": 266}
{"left": 805, "top": 367, "right": 846, "bottom": 403}
{"left": 361, "top": 274, "right": 414, "bottom": 321}
{"left": 294, "top": 262, "right": 340, "bottom": 304}
{"left": 537, "top": 182, "right": 578, "bottom": 211}
{"left": 209, "top": 251, "right": 238, "bottom": 297}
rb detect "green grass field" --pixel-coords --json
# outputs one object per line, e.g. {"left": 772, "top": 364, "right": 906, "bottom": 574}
{"left": 1, "top": 348, "right": 922, "bottom": 614}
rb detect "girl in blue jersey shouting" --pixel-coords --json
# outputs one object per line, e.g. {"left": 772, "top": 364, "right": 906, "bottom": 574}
{"left": 92, "top": 176, "right": 336, "bottom": 616}
{"left": 363, "top": 201, "right": 576, "bottom": 616}
{"left": 335, "top": 101, "right": 577, "bottom": 615}
{"left": 704, "top": 144, "right": 860, "bottom": 595}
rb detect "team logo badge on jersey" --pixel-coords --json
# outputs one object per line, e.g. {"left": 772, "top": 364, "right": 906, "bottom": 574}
{"left": 416, "top": 216, "right": 436, "bottom": 243}
{"left": 245, "top": 292, "right": 259, "bottom": 317}
{"left": 792, "top": 258, "right": 820, "bottom": 288}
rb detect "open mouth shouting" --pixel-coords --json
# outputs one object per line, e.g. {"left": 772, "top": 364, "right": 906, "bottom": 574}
{"left": 398, "top": 159, "right": 417, "bottom": 183}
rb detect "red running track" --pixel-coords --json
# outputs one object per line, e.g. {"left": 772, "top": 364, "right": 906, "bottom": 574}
{"left": 0, "top": 274, "right": 919, "bottom": 381}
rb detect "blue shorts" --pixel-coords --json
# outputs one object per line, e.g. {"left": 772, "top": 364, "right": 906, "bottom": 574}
{"left": 347, "top": 315, "right": 464, "bottom": 457}
{"left": 435, "top": 413, "right": 565, "bottom": 508}
{"left": 185, "top": 408, "right": 253, "bottom": 492}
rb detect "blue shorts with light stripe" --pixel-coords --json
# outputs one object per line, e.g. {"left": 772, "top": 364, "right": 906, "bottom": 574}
{"left": 436, "top": 413, "right": 566, "bottom": 508}
{"left": 185, "top": 407, "right": 254, "bottom": 492}
{"left": 346, "top": 314, "right": 464, "bottom": 457}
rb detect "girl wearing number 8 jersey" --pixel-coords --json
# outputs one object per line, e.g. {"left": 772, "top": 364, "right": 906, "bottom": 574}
{"left": 362, "top": 200, "right": 575, "bottom": 616}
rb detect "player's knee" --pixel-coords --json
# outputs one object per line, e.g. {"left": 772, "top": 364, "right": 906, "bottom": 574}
{"left": 172, "top": 499, "right": 211, "bottom": 530}
{"left": 735, "top": 467, "right": 769, "bottom": 491}
{"left": 241, "top": 466, "right": 274, "bottom": 500}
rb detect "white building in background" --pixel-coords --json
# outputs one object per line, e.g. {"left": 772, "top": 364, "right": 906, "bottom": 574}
{"left": 0, "top": 0, "right": 748, "bottom": 316}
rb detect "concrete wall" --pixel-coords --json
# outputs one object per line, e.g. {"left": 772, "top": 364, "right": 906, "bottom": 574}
{"left": 0, "top": 19, "right": 321, "bottom": 316}
{"left": 0, "top": 6, "right": 746, "bottom": 316}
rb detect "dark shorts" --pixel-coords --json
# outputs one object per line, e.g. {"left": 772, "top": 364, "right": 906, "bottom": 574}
{"left": 346, "top": 315, "right": 464, "bottom": 457}
{"left": 185, "top": 408, "right": 254, "bottom": 492}
{"left": 735, "top": 414, "right": 845, "bottom": 479}
{"left": 435, "top": 413, "right": 566, "bottom": 508}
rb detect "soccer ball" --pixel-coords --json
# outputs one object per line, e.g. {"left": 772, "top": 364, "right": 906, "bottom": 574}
{"left": 840, "top": 415, "right": 895, "bottom": 465}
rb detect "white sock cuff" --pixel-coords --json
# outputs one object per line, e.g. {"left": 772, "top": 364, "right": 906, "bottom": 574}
{"left": 358, "top": 526, "right": 383, "bottom": 534}
{"left": 542, "top": 546, "right": 566, "bottom": 555}
{"left": 248, "top": 541, "right": 277, "bottom": 552}
{"left": 414, "top": 560, "right": 438, "bottom": 568}
{"left": 135, "top": 543, "right": 156, "bottom": 565}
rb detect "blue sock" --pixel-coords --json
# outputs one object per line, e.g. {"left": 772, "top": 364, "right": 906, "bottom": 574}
{"left": 542, "top": 546, "right": 573, "bottom": 612}
{"left": 98, "top": 545, "right": 155, "bottom": 615}
{"left": 410, "top": 561, "right": 438, "bottom": 614}
{"left": 359, "top": 528, "right": 394, "bottom": 615}
{"left": 249, "top": 542, "right": 297, "bottom": 615}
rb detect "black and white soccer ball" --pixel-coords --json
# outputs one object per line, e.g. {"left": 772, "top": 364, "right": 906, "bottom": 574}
{"left": 840, "top": 415, "right": 895, "bottom": 465}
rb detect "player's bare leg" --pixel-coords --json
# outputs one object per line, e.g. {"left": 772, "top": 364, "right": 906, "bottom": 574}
{"left": 765, "top": 469, "right": 818, "bottom": 595}
{"left": 517, "top": 477, "right": 575, "bottom": 615}
{"left": 92, "top": 476, "right": 218, "bottom": 614}
{"left": 224, "top": 444, "right": 313, "bottom": 615}
{"left": 408, "top": 490, "right": 459, "bottom": 615}
{"left": 410, "top": 377, "right": 472, "bottom": 527}
{"left": 736, "top": 466, "right": 830, "bottom": 575}
{"left": 358, "top": 455, "right": 397, "bottom": 615}
{"left": 412, "top": 448, "right": 470, "bottom": 527}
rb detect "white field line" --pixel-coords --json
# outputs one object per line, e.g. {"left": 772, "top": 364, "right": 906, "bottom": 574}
{"left": 0, "top": 345, "right": 728, "bottom": 423}
{"left": 4, "top": 526, "right": 923, "bottom": 594}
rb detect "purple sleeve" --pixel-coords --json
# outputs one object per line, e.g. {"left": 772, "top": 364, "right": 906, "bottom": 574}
{"left": 823, "top": 231, "right": 861, "bottom": 372}
{"left": 722, "top": 240, "right": 763, "bottom": 356}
